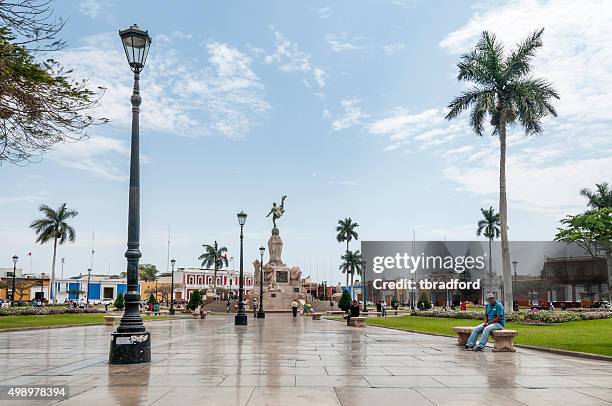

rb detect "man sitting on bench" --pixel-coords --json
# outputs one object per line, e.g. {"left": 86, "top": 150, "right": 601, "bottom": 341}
{"left": 463, "top": 293, "right": 505, "bottom": 352}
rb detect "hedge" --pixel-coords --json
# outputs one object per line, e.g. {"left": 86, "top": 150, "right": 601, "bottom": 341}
{"left": 410, "top": 309, "right": 612, "bottom": 324}
{"left": 0, "top": 307, "right": 105, "bottom": 317}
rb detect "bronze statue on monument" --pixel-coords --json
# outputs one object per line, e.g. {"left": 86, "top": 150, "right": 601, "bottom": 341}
{"left": 266, "top": 195, "right": 287, "bottom": 230}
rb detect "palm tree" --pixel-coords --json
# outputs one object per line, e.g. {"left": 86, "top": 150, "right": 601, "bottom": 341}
{"left": 476, "top": 207, "right": 501, "bottom": 296}
{"left": 445, "top": 28, "right": 559, "bottom": 312}
{"left": 339, "top": 250, "right": 363, "bottom": 299}
{"left": 30, "top": 203, "right": 78, "bottom": 304}
{"left": 580, "top": 182, "right": 612, "bottom": 211}
{"left": 336, "top": 218, "right": 359, "bottom": 254}
{"left": 198, "top": 240, "right": 228, "bottom": 296}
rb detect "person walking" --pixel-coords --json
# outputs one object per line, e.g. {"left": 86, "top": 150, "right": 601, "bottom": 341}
{"left": 381, "top": 301, "right": 387, "bottom": 317}
{"left": 291, "top": 299, "right": 298, "bottom": 317}
{"left": 153, "top": 302, "right": 160, "bottom": 316}
{"left": 253, "top": 298, "right": 258, "bottom": 318}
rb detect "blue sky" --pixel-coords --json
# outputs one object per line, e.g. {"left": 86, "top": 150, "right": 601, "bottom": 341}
{"left": 1, "top": 0, "right": 610, "bottom": 283}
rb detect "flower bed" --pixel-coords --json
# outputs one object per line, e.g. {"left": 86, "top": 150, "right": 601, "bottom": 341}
{"left": 0, "top": 307, "right": 105, "bottom": 317}
{"left": 410, "top": 309, "right": 612, "bottom": 324}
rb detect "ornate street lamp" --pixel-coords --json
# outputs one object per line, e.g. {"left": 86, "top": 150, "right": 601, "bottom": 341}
{"left": 86, "top": 268, "right": 92, "bottom": 306}
{"left": 361, "top": 260, "right": 368, "bottom": 312}
{"left": 235, "top": 211, "right": 248, "bottom": 325}
{"left": 169, "top": 258, "right": 176, "bottom": 315}
{"left": 257, "top": 246, "right": 266, "bottom": 319}
{"left": 11, "top": 255, "right": 18, "bottom": 306}
{"left": 512, "top": 260, "right": 518, "bottom": 310}
{"left": 109, "top": 24, "right": 152, "bottom": 365}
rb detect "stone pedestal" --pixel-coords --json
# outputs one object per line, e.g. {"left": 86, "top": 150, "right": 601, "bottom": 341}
{"left": 253, "top": 228, "right": 308, "bottom": 311}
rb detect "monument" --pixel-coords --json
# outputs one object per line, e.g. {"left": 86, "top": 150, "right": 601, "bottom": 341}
{"left": 252, "top": 195, "right": 309, "bottom": 310}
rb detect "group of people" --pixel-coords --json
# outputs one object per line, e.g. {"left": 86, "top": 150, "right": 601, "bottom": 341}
{"left": 289, "top": 299, "right": 315, "bottom": 317}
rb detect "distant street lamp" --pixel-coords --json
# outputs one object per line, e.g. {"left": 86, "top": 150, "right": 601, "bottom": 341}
{"left": 11, "top": 255, "right": 18, "bottom": 306}
{"left": 512, "top": 259, "right": 518, "bottom": 309}
{"left": 110, "top": 24, "right": 152, "bottom": 365}
{"left": 235, "top": 211, "right": 248, "bottom": 325}
{"left": 169, "top": 258, "right": 176, "bottom": 315}
{"left": 86, "top": 268, "right": 92, "bottom": 306}
{"left": 361, "top": 260, "right": 368, "bottom": 312}
{"left": 257, "top": 246, "right": 266, "bottom": 319}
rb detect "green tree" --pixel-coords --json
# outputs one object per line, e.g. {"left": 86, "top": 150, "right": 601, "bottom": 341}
{"left": 114, "top": 293, "right": 124, "bottom": 310}
{"left": 339, "top": 250, "right": 362, "bottom": 298}
{"left": 138, "top": 264, "right": 158, "bottom": 282}
{"left": 476, "top": 206, "right": 501, "bottom": 296}
{"left": 187, "top": 289, "right": 203, "bottom": 311}
{"left": 555, "top": 208, "right": 612, "bottom": 304}
{"left": 417, "top": 293, "right": 431, "bottom": 310}
{"left": 0, "top": 1, "right": 107, "bottom": 165}
{"left": 338, "top": 289, "right": 351, "bottom": 312}
{"left": 147, "top": 293, "right": 157, "bottom": 305}
{"left": 445, "top": 28, "right": 559, "bottom": 312}
{"left": 198, "top": 241, "right": 228, "bottom": 295}
{"left": 30, "top": 203, "right": 77, "bottom": 304}
{"left": 581, "top": 182, "right": 612, "bottom": 211}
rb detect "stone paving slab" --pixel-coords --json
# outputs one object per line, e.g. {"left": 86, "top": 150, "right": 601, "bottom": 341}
{"left": 0, "top": 314, "right": 610, "bottom": 405}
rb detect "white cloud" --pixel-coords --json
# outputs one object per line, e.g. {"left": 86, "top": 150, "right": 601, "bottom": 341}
{"left": 79, "top": 0, "right": 109, "bottom": 18}
{"left": 49, "top": 136, "right": 131, "bottom": 181}
{"left": 332, "top": 98, "right": 367, "bottom": 131}
{"left": 57, "top": 34, "right": 269, "bottom": 139}
{"left": 265, "top": 27, "right": 327, "bottom": 89}
{"left": 326, "top": 33, "right": 363, "bottom": 52}
{"left": 382, "top": 43, "right": 405, "bottom": 56}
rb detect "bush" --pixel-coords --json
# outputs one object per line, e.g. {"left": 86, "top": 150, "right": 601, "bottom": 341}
{"left": 338, "top": 290, "right": 351, "bottom": 312}
{"left": 417, "top": 293, "right": 431, "bottom": 310}
{"left": 187, "top": 290, "right": 203, "bottom": 311}
{"left": 114, "top": 293, "right": 125, "bottom": 310}
{"left": 0, "top": 307, "right": 105, "bottom": 317}
{"left": 147, "top": 293, "right": 157, "bottom": 305}
{"left": 391, "top": 296, "right": 399, "bottom": 309}
{"left": 409, "top": 308, "right": 612, "bottom": 324}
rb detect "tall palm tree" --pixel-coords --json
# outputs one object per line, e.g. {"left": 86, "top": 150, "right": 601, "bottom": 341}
{"left": 336, "top": 218, "right": 359, "bottom": 254}
{"left": 339, "top": 250, "right": 363, "bottom": 299}
{"left": 445, "top": 28, "right": 559, "bottom": 312}
{"left": 30, "top": 203, "right": 78, "bottom": 304}
{"left": 476, "top": 207, "right": 501, "bottom": 296}
{"left": 580, "top": 182, "right": 612, "bottom": 211}
{"left": 198, "top": 240, "right": 228, "bottom": 296}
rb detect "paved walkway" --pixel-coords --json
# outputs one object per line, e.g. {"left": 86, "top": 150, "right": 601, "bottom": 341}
{"left": 0, "top": 314, "right": 611, "bottom": 405}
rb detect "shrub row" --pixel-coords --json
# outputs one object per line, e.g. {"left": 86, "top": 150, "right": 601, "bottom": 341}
{"left": 410, "top": 309, "right": 612, "bottom": 324}
{"left": 0, "top": 307, "right": 105, "bottom": 317}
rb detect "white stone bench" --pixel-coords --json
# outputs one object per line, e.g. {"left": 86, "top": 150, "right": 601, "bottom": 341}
{"left": 312, "top": 312, "right": 322, "bottom": 320}
{"left": 192, "top": 311, "right": 209, "bottom": 319}
{"left": 326, "top": 311, "right": 346, "bottom": 315}
{"left": 348, "top": 316, "right": 366, "bottom": 327}
{"left": 104, "top": 315, "right": 120, "bottom": 326}
{"left": 453, "top": 326, "right": 518, "bottom": 352}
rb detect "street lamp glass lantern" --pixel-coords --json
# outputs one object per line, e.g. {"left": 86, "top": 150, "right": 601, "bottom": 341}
{"left": 512, "top": 260, "right": 518, "bottom": 268}
{"left": 119, "top": 24, "right": 152, "bottom": 72}
{"left": 237, "top": 211, "right": 247, "bottom": 226}
{"left": 171, "top": 258, "right": 176, "bottom": 267}
{"left": 259, "top": 246, "right": 265, "bottom": 255}
{"left": 12, "top": 255, "right": 18, "bottom": 265}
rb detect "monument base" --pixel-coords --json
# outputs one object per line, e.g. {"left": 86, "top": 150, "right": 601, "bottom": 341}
{"left": 109, "top": 332, "right": 151, "bottom": 364}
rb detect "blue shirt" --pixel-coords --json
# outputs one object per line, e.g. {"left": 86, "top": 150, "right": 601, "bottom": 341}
{"left": 485, "top": 301, "right": 505, "bottom": 327}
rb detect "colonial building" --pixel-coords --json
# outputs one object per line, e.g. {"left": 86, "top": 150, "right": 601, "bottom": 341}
{"left": 173, "top": 267, "right": 254, "bottom": 301}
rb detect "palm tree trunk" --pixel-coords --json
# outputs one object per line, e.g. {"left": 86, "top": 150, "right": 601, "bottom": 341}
{"left": 213, "top": 265, "right": 217, "bottom": 298}
{"left": 606, "top": 250, "right": 612, "bottom": 306}
{"left": 499, "top": 123, "right": 514, "bottom": 313}
{"left": 488, "top": 237, "right": 493, "bottom": 296}
{"left": 51, "top": 237, "right": 58, "bottom": 304}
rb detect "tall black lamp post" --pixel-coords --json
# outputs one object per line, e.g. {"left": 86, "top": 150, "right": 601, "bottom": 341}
{"left": 512, "top": 259, "right": 518, "bottom": 309}
{"left": 11, "top": 255, "right": 18, "bottom": 306}
{"left": 169, "top": 258, "right": 176, "bottom": 315}
{"left": 109, "top": 24, "right": 152, "bottom": 365}
{"left": 86, "top": 268, "right": 92, "bottom": 306}
{"left": 361, "top": 260, "right": 368, "bottom": 312}
{"left": 257, "top": 246, "right": 266, "bottom": 319}
{"left": 235, "top": 211, "right": 248, "bottom": 325}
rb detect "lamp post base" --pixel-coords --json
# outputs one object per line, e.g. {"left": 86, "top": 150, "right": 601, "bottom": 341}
{"left": 169, "top": 308, "right": 175, "bottom": 315}
{"left": 256, "top": 310, "right": 266, "bottom": 319}
{"left": 109, "top": 332, "right": 151, "bottom": 364}
{"left": 234, "top": 313, "right": 248, "bottom": 325}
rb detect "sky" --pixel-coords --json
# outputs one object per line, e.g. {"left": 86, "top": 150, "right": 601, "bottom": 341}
{"left": 1, "top": 0, "right": 611, "bottom": 284}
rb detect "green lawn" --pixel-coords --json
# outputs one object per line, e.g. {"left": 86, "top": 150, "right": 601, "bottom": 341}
{"left": 0, "top": 314, "right": 189, "bottom": 330}
{"left": 366, "top": 315, "right": 612, "bottom": 357}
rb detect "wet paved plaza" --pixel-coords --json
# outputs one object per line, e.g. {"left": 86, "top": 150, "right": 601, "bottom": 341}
{"left": 0, "top": 314, "right": 611, "bottom": 405}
